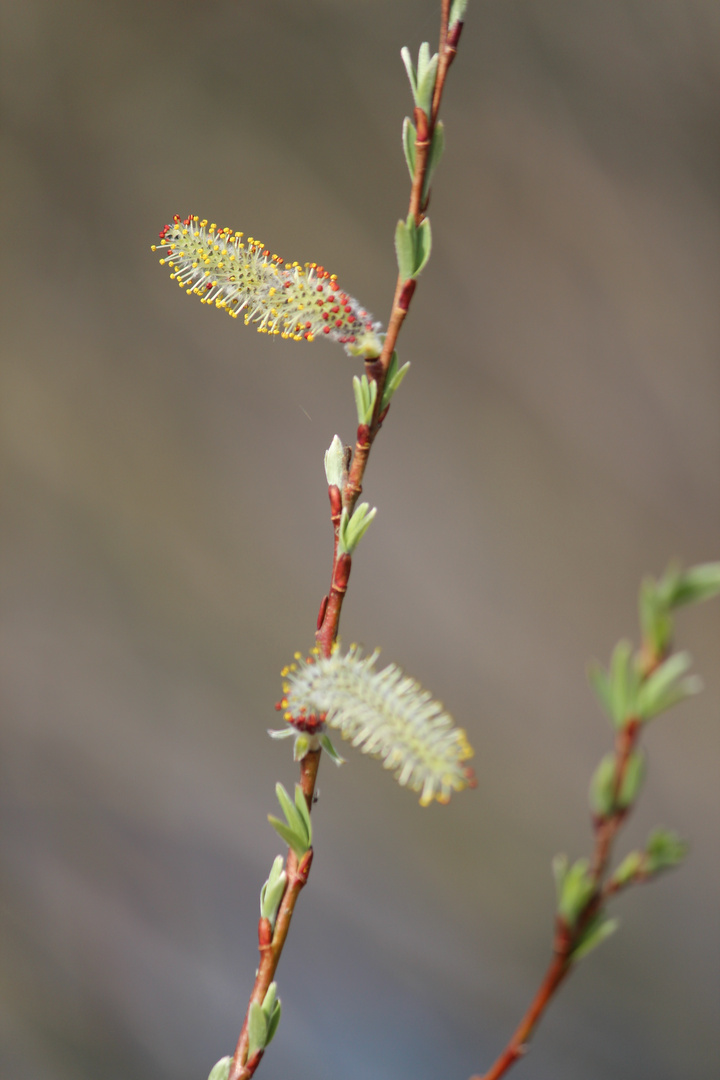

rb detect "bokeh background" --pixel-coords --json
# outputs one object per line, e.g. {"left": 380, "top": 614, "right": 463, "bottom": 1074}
{"left": 1, "top": 2, "right": 718, "bottom": 1079}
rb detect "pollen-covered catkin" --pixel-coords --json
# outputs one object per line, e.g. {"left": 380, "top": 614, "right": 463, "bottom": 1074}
{"left": 152, "top": 215, "right": 383, "bottom": 357}
{"left": 279, "top": 645, "right": 475, "bottom": 806}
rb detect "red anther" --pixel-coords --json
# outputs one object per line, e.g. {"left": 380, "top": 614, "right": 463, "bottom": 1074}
{"left": 317, "top": 594, "right": 329, "bottom": 630}
{"left": 335, "top": 320, "right": 343, "bottom": 328}
{"left": 344, "top": 305, "right": 351, "bottom": 313}
{"left": 323, "top": 326, "right": 330, "bottom": 334}
{"left": 330, "top": 281, "right": 339, "bottom": 291}
{"left": 274, "top": 701, "right": 283, "bottom": 711}
{"left": 322, "top": 312, "right": 329, "bottom": 320}
{"left": 284, "top": 281, "right": 292, "bottom": 288}
{"left": 316, "top": 286, "right": 323, "bottom": 292}
{"left": 305, "top": 321, "right": 311, "bottom": 328}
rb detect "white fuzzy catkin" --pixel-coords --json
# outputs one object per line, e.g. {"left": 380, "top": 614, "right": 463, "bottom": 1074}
{"left": 152, "top": 215, "right": 383, "bottom": 357}
{"left": 280, "top": 646, "right": 474, "bottom": 806}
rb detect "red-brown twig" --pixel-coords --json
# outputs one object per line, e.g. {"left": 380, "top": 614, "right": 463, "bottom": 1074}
{"left": 316, "top": 1, "right": 461, "bottom": 656}
{"left": 471, "top": 640, "right": 664, "bottom": 1080}
{"left": 230, "top": 7, "right": 465, "bottom": 1079}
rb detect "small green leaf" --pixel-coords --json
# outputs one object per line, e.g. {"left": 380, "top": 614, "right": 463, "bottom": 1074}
{"left": 449, "top": 0, "right": 469, "bottom": 25}
{"left": 319, "top": 732, "right": 346, "bottom": 765}
{"left": 324, "top": 435, "right": 346, "bottom": 489}
{"left": 665, "top": 562, "right": 720, "bottom": 608}
{"left": 414, "top": 218, "right": 432, "bottom": 276}
{"left": 265, "top": 998, "right": 282, "bottom": 1046}
{"left": 636, "top": 651, "right": 701, "bottom": 720}
{"left": 645, "top": 828, "right": 688, "bottom": 874}
{"left": 380, "top": 351, "right": 411, "bottom": 412}
{"left": 402, "top": 117, "right": 417, "bottom": 180}
{"left": 294, "top": 784, "right": 313, "bottom": 848}
{"left": 337, "top": 503, "right": 377, "bottom": 555}
{"left": 610, "top": 850, "right": 643, "bottom": 889}
{"left": 589, "top": 753, "right": 617, "bottom": 818}
{"left": 261, "top": 982, "right": 278, "bottom": 1021}
{"left": 247, "top": 1001, "right": 268, "bottom": 1060}
{"left": 572, "top": 915, "right": 619, "bottom": 962}
{"left": 260, "top": 855, "right": 287, "bottom": 926}
{"left": 400, "top": 46, "right": 418, "bottom": 100}
{"left": 275, "top": 782, "right": 305, "bottom": 839}
{"left": 617, "top": 750, "right": 645, "bottom": 809}
{"left": 208, "top": 1056, "right": 231, "bottom": 1080}
{"left": 638, "top": 576, "right": 672, "bottom": 658}
{"left": 352, "top": 373, "right": 377, "bottom": 425}
{"left": 608, "top": 640, "right": 640, "bottom": 728}
{"left": 293, "top": 733, "right": 310, "bottom": 761}
{"left": 267, "top": 817, "right": 308, "bottom": 859}
{"left": 557, "top": 857, "right": 595, "bottom": 927}
{"left": 395, "top": 217, "right": 416, "bottom": 281}
{"left": 415, "top": 55, "right": 438, "bottom": 116}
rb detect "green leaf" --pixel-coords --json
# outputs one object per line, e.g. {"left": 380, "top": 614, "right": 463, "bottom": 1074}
{"left": 267, "top": 816, "right": 308, "bottom": 859}
{"left": 400, "top": 46, "right": 417, "bottom": 100}
{"left": 414, "top": 218, "right": 432, "bottom": 276}
{"left": 588, "top": 753, "right": 617, "bottom": 818}
{"left": 617, "top": 750, "right": 645, "bottom": 809}
{"left": 260, "top": 855, "right": 287, "bottom": 925}
{"left": 380, "top": 351, "right": 411, "bottom": 412}
{"left": 402, "top": 117, "right": 417, "bottom": 180}
{"left": 324, "top": 434, "right": 345, "bottom": 489}
{"left": 261, "top": 982, "right": 277, "bottom": 1021}
{"left": 557, "top": 857, "right": 595, "bottom": 927}
{"left": 337, "top": 502, "right": 377, "bottom": 555}
{"left": 422, "top": 121, "right": 445, "bottom": 202}
{"left": 638, "top": 576, "right": 672, "bottom": 658}
{"left": 294, "top": 783, "right": 313, "bottom": 848}
{"left": 610, "top": 850, "right": 643, "bottom": 889}
{"left": 352, "top": 373, "right": 377, "bottom": 425}
{"left": 665, "top": 562, "right": 720, "bottom": 608}
{"left": 265, "top": 999, "right": 282, "bottom": 1046}
{"left": 275, "top": 782, "right": 305, "bottom": 839}
{"left": 247, "top": 1001, "right": 268, "bottom": 1060}
{"left": 319, "top": 732, "right": 346, "bottom": 765}
{"left": 636, "top": 651, "right": 701, "bottom": 720}
{"left": 645, "top": 828, "right": 688, "bottom": 874}
{"left": 395, "top": 217, "right": 416, "bottom": 282}
{"left": 207, "top": 1056, "right": 231, "bottom": 1080}
{"left": 293, "top": 733, "right": 310, "bottom": 761}
{"left": 449, "top": 0, "right": 469, "bottom": 25}
{"left": 572, "top": 915, "right": 619, "bottom": 962}
{"left": 415, "top": 53, "right": 438, "bottom": 116}
{"left": 608, "top": 640, "right": 641, "bottom": 728}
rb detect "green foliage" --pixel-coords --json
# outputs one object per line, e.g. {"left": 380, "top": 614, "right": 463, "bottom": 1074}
{"left": 449, "top": 0, "right": 469, "bottom": 26}
{"left": 353, "top": 373, "right": 378, "bottom": 425}
{"left": 553, "top": 855, "right": 595, "bottom": 928}
{"left": 645, "top": 828, "right": 688, "bottom": 874}
{"left": 260, "top": 855, "right": 287, "bottom": 928}
{"left": 400, "top": 42, "right": 439, "bottom": 116}
{"left": 635, "top": 652, "right": 702, "bottom": 720}
{"left": 337, "top": 502, "right": 377, "bottom": 555}
{"left": 268, "top": 783, "right": 312, "bottom": 859}
{"left": 571, "top": 914, "right": 619, "bottom": 962}
{"left": 380, "top": 351, "right": 411, "bottom": 412}
{"left": 207, "top": 1056, "right": 231, "bottom": 1080}
{"left": 395, "top": 213, "right": 432, "bottom": 281}
{"left": 247, "top": 983, "right": 282, "bottom": 1060}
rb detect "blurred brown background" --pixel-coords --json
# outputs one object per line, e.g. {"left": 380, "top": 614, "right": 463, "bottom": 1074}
{"left": 1, "top": 2, "right": 718, "bottom": 1079}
